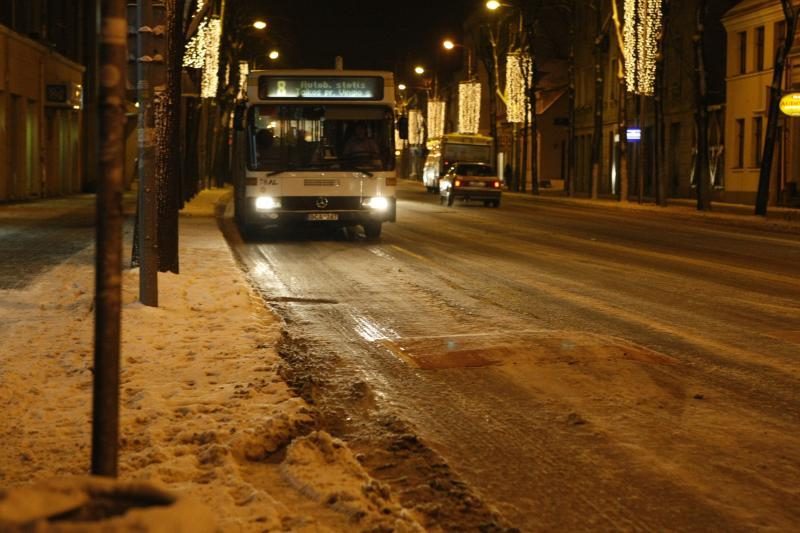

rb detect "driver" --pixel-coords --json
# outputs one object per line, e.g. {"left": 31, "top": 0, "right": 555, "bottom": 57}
{"left": 343, "top": 122, "right": 380, "bottom": 160}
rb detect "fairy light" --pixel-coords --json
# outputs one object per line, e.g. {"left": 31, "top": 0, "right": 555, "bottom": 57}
{"left": 458, "top": 81, "right": 481, "bottom": 134}
{"left": 624, "top": 0, "right": 662, "bottom": 95}
{"left": 200, "top": 18, "right": 222, "bottom": 98}
{"left": 427, "top": 99, "right": 446, "bottom": 139}
{"left": 182, "top": 1, "right": 206, "bottom": 68}
{"left": 505, "top": 52, "right": 532, "bottom": 123}
{"left": 238, "top": 61, "right": 249, "bottom": 99}
{"left": 408, "top": 109, "right": 424, "bottom": 145}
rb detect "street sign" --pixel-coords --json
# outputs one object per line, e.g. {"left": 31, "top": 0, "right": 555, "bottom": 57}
{"left": 627, "top": 128, "right": 642, "bottom": 141}
{"left": 779, "top": 93, "right": 800, "bottom": 117}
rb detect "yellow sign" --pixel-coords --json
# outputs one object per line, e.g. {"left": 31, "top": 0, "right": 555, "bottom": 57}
{"left": 779, "top": 93, "right": 800, "bottom": 116}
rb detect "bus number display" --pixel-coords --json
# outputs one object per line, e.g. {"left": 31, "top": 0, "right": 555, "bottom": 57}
{"left": 258, "top": 76, "right": 383, "bottom": 100}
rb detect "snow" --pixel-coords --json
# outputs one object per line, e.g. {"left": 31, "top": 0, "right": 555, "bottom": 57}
{"left": 0, "top": 188, "right": 421, "bottom": 531}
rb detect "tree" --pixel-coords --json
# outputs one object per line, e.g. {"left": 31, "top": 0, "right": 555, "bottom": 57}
{"left": 653, "top": 0, "right": 669, "bottom": 206}
{"left": 611, "top": 0, "right": 630, "bottom": 203}
{"left": 156, "top": 0, "right": 187, "bottom": 274}
{"left": 755, "top": 0, "right": 800, "bottom": 216}
{"left": 591, "top": 4, "right": 611, "bottom": 200}
{"left": 692, "top": 0, "right": 712, "bottom": 211}
{"left": 93, "top": 0, "right": 127, "bottom": 477}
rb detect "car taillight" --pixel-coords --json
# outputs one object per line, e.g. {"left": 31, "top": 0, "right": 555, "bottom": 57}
{"left": 454, "top": 179, "right": 462, "bottom": 187}
{"left": 493, "top": 181, "right": 501, "bottom": 188}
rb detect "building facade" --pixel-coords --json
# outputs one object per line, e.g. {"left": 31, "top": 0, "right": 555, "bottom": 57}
{"left": 0, "top": 1, "right": 95, "bottom": 202}
{"left": 0, "top": 25, "right": 85, "bottom": 201}
{"left": 722, "top": 0, "right": 800, "bottom": 206}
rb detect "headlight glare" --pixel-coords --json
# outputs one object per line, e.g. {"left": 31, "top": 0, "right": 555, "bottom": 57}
{"left": 364, "top": 196, "right": 389, "bottom": 211}
{"left": 255, "top": 196, "right": 281, "bottom": 210}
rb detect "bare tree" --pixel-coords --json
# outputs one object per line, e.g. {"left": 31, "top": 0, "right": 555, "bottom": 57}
{"left": 611, "top": 0, "right": 630, "bottom": 203}
{"left": 653, "top": 0, "right": 669, "bottom": 206}
{"left": 755, "top": 0, "right": 800, "bottom": 215}
{"left": 591, "top": 3, "right": 610, "bottom": 200}
{"left": 692, "top": 0, "right": 712, "bottom": 211}
{"left": 156, "top": 0, "right": 186, "bottom": 274}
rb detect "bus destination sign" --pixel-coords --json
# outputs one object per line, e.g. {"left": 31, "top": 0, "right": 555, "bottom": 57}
{"left": 259, "top": 76, "right": 384, "bottom": 100}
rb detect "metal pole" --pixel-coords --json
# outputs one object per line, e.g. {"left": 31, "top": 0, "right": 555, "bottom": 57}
{"left": 92, "top": 0, "right": 127, "bottom": 477}
{"left": 137, "top": 0, "right": 158, "bottom": 306}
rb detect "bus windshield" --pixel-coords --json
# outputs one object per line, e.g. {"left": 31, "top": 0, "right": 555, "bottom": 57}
{"left": 248, "top": 104, "right": 395, "bottom": 172}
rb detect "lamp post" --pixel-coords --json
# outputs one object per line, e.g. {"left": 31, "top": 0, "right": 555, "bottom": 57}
{"left": 443, "top": 39, "right": 474, "bottom": 80}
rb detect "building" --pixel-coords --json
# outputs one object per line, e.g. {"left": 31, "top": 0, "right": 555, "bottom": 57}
{"left": 722, "top": 0, "right": 800, "bottom": 206}
{"left": 0, "top": 2, "right": 95, "bottom": 202}
{"left": 570, "top": 0, "right": 732, "bottom": 201}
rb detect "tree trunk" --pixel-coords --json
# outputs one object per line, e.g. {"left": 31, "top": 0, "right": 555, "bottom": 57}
{"left": 654, "top": 0, "right": 669, "bottom": 206}
{"left": 566, "top": 0, "right": 576, "bottom": 197}
{"left": 693, "top": 0, "right": 712, "bottom": 211}
{"left": 591, "top": 11, "right": 608, "bottom": 200}
{"left": 93, "top": 0, "right": 127, "bottom": 477}
{"left": 136, "top": 0, "right": 159, "bottom": 305}
{"left": 755, "top": 1, "right": 799, "bottom": 216}
{"left": 156, "top": 0, "right": 186, "bottom": 274}
{"left": 611, "top": 0, "right": 629, "bottom": 203}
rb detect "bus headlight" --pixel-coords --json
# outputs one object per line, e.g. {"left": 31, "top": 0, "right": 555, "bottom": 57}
{"left": 363, "top": 197, "right": 389, "bottom": 211}
{"left": 255, "top": 196, "right": 281, "bottom": 210}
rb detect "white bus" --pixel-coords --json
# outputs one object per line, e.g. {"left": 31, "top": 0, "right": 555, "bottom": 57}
{"left": 422, "top": 133, "right": 494, "bottom": 192}
{"left": 233, "top": 69, "right": 397, "bottom": 238}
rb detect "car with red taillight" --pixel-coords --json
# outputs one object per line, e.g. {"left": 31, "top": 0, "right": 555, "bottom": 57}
{"left": 439, "top": 162, "right": 502, "bottom": 207}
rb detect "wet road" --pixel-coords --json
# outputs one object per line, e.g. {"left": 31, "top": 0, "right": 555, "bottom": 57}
{"left": 227, "top": 181, "right": 800, "bottom": 531}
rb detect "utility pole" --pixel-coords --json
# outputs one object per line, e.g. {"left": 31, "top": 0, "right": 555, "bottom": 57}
{"left": 137, "top": 0, "right": 159, "bottom": 306}
{"left": 92, "top": 0, "right": 127, "bottom": 477}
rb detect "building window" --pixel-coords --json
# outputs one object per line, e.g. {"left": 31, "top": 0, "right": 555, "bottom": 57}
{"left": 752, "top": 116, "right": 763, "bottom": 167}
{"left": 738, "top": 31, "right": 747, "bottom": 74}
{"left": 735, "top": 119, "right": 745, "bottom": 168}
{"left": 755, "top": 26, "right": 765, "bottom": 71}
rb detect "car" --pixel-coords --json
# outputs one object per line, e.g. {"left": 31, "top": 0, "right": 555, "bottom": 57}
{"left": 439, "top": 162, "right": 502, "bottom": 207}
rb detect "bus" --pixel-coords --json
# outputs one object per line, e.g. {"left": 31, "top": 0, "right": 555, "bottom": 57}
{"left": 232, "top": 68, "right": 397, "bottom": 239}
{"left": 422, "top": 133, "right": 493, "bottom": 193}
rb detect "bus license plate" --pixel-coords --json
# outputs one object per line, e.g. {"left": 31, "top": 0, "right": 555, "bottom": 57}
{"left": 307, "top": 213, "right": 338, "bottom": 221}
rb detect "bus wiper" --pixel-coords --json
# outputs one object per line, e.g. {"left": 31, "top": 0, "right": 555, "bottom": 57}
{"left": 267, "top": 167, "right": 293, "bottom": 176}
{"left": 352, "top": 167, "right": 373, "bottom": 177}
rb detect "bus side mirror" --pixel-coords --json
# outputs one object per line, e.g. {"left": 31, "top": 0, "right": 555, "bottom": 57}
{"left": 233, "top": 104, "right": 246, "bottom": 131}
{"left": 397, "top": 116, "right": 408, "bottom": 140}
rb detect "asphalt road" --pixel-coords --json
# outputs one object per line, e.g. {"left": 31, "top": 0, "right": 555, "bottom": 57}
{"left": 227, "top": 181, "right": 800, "bottom": 531}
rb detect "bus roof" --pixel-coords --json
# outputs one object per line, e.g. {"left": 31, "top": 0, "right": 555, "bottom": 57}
{"left": 442, "top": 133, "right": 493, "bottom": 144}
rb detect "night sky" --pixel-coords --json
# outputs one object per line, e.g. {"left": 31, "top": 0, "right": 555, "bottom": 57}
{"left": 242, "top": 0, "right": 478, "bottom": 78}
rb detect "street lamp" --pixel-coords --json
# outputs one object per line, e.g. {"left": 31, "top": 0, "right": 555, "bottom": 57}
{"left": 252, "top": 20, "right": 267, "bottom": 30}
{"left": 442, "top": 39, "right": 473, "bottom": 79}
{"left": 414, "top": 65, "right": 425, "bottom": 75}
{"left": 486, "top": 0, "right": 501, "bottom": 10}
{"left": 268, "top": 49, "right": 280, "bottom": 60}
{"left": 398, "top": 83, "right": 407, "bottom": 91}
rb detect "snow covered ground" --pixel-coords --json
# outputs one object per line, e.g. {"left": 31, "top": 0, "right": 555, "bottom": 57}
{"left": 0, "top": 188, "right": 422, "bottom": 531}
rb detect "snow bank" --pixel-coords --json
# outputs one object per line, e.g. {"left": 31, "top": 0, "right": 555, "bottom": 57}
{"left": 0, "top": 188, "right": 421, "bottom": 531}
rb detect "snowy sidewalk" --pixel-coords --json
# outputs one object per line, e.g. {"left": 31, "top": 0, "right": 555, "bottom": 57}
{"left": 0, "top": 188, "right": 421, "bottom": 531}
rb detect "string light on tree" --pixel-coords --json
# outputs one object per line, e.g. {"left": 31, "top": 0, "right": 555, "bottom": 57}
{"left": 623, "top": 0, "right": 662, "bottom": 95}
{"left": 427, "top": 99, "right": 446, "bottom": 139}
{"left": 505, "top": 52, "right": 532, "bottom": 123}
{"left": 239, "top": 61, "right": 249, "bottom": 99}
{"left": 182, "top": 1, "right": 207, "bottom": 68}
{"left": 458, "top": 81, "right": 481, "bottom": 134}
{"left": 408, "top": 109, "right": 424, "bottom": 145}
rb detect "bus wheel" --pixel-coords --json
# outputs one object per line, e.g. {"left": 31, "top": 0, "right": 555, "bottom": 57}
{"left": 363, "top": 222, "right": 382, "bottom": 239}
